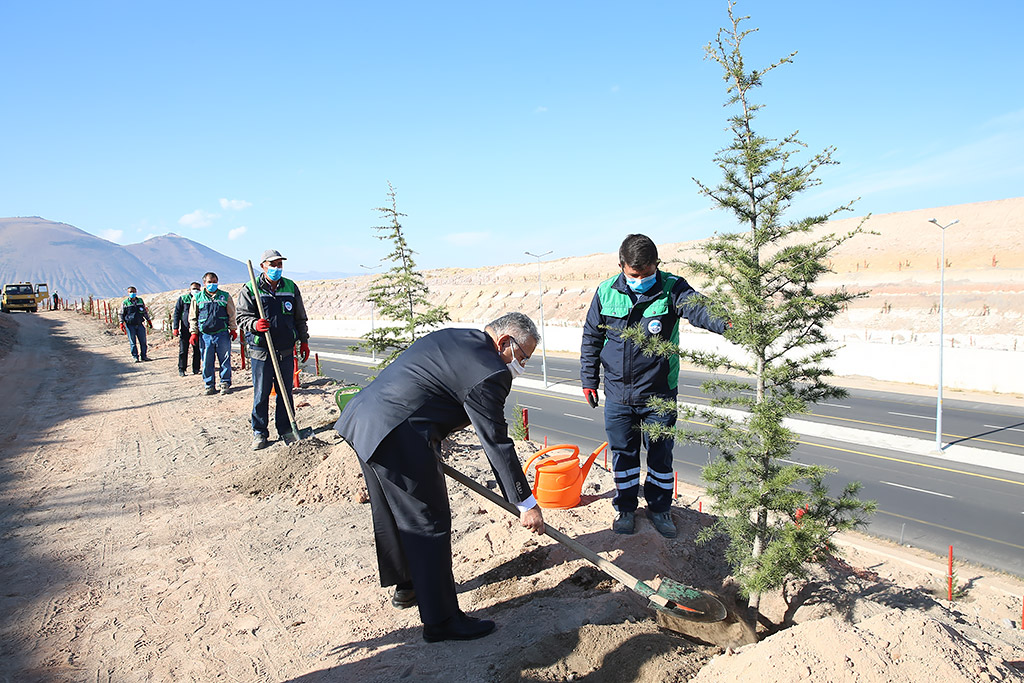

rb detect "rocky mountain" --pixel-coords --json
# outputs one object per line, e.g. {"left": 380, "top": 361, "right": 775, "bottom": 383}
{"left": 124, "top": 233, "right": 248, "bottom": 290}
{"left": 0, "top": 217, "right": 247, "bottom": 298}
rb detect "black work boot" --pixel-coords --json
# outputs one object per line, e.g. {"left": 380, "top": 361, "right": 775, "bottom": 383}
{"left": 612, "top": 510, "right": 635, "bottom": 534}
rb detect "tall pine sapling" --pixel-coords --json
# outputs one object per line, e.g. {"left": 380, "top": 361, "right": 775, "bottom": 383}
{"left": 629, "top": 2, "right": 876, "bottom": 624}
{"left": 357, "top": 182, "right": 449, "bottom": 369}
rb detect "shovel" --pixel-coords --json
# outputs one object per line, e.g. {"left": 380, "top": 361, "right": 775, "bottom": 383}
{"left": 246, "top": 259, "right": 313, "bottom": 443}
{"left": 442, "top": 462, "right": 727, "bottom": 624}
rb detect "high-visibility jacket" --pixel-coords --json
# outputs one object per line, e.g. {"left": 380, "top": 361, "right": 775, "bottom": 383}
{"left": 236, "top": 275, "right": 309, "bottom": 361}
{"left": 119, "top": 297, "right": 150, "bottom": 326}
{"left": 580, "top": 271, "right": 726, "bottom": 406}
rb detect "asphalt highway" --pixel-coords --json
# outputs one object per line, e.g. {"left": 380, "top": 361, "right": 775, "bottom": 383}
{"left": 306, "top": 335, "right": 1024, "bottom": 577}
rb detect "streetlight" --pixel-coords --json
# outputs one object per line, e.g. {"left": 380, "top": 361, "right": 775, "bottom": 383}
{"left": 360, "top": 263, "right": 382, "bottom": 362}
{"left": 524, "top": 250, "right": 552, "bottom": 387}
{"left": 928, "top": 217, "right": 959, "bottom": 451}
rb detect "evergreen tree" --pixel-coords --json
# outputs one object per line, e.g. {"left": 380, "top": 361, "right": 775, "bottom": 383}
{"left": 630, "top": 2, "right": 877, "bottom": 623}
{"left": 359, "top": 182, "right": 449, "bottom": 368}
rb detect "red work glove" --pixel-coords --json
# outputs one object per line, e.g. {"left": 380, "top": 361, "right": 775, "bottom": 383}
{"left": 299, "top": 342, "right": 310, "bottom": 363}
{"left": 254, "top": 318, "right": 270, "bottom": 332}
{"left": 230, "top": 329, "right": 238, "bottom": 341}
{"left": 172, "top": 328, "right": 179, "bottom": 337}
{"left": 583, "top": 388, "right": 599, "bottom": 408}
{"left": 189, "top": 333, "right": 199, "bottom": 346}
{"left": 119, "top": 322, "right": 126, "bottom": 334}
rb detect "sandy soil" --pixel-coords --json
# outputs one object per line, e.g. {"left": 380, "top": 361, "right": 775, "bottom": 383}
{"left": 1, "top": 310, "right": 1023, "bottom": 682}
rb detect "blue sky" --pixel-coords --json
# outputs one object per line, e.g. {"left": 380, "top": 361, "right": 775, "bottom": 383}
{"left": 3, "top": 1, "right": 1022, "bottom": 274}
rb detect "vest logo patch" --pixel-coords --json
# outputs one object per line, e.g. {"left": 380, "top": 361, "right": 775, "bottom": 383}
{"left": 284, "top": 301, "right": 293, "bottom": 312}
{"left": 647, "top": 319, "right": 663, "bottom": 335}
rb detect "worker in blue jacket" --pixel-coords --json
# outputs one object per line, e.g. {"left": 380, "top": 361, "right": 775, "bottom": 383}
{"left": 580, "top": 234, "right": 728, "bottom": 538}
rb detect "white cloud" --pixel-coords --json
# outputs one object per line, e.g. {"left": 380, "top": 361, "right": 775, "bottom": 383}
{"left": 228, "top": 226, "right": 248, "bottom": 240}
{"left": 178, "top": 209, "right": 218, "bottom": 228}
{"left": 534, "top": 106, "right": 548, "bottom": 114}
{"left": 219, "top": 198, "right": 252, "bottom": 211}
{"left": 144, "top": 233, "right": 158, "bottom": 241}
{"left": 99, "top": 229, "right": 123, "bottom": 242}
{"left": 444, "top": 231, "right": 489, "bottom": 247}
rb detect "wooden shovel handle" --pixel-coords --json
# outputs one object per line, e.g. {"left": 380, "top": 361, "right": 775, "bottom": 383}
{"left": 441, "top": 462, "right": 651, "bottom": 597}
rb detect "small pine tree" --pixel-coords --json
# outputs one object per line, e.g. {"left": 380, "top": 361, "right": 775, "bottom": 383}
{"left": 631, "top": 2, "right": 876, "bottom": 623}
{"left": 358, "top": 182, "right": 450, "bottom": 368}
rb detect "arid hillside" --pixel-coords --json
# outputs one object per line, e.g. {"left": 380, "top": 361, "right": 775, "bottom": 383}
{"left": 122, "top": 197, "right": 1024, "bottom": 345}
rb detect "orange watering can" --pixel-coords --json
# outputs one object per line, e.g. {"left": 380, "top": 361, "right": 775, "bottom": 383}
{"left": 523, "top": 442, "right": 608, "bottom": 509}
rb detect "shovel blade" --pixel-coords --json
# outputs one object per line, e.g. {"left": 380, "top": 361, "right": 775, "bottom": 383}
{"left": 652, "top": 578, "right": 727, "bottom": 623}
{"left": 282, "top": 427, "right": 315, "bottom": 444}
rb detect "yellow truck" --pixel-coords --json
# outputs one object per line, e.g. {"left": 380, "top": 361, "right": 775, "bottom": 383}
{"left": 34, "top": 283, "right": 50, "bottom": 307}
{"left": 2, "top": 282, "right": 38, "bottom": 313}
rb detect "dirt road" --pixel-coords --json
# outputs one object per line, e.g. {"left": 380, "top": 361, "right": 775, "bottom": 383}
{"left": 0, "top": 312, "right": 355, "bottom": 681}
{"left": 2, "top": 312, "right": 1023, "bottom": 683}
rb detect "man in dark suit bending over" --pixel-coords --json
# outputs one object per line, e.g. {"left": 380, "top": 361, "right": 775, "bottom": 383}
{"left": 334, "top": 312, "right": 545, "bottom": 643}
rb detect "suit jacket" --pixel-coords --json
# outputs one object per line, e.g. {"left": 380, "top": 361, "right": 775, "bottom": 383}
{"left": 335, "top": 328, "right": 532, "bottom": 507}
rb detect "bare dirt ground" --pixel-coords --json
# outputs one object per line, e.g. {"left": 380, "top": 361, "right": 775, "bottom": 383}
{"left": 2, "top": 311, "right": 1023, "bottom": 682}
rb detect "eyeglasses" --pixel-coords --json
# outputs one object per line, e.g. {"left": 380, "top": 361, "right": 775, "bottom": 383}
{"left": 510, "top": 337, "right": 531, "bottom": 366}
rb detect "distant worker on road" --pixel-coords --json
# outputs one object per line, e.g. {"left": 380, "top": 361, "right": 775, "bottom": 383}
{"left": 173, "top": 282, "right": 202, "bottom": 377}
{"left": 236, "top": 249, "right": 310, "bottom": 451}
{"left": 118, "top": 286, "right": 153, "bottom": 363}
{"left": 580, "top": 234, "right": 729, "bottom": 538}
{"left": 52, "top": 291, "right": 58, "bottom": 310}
{"left": 189, "top": 272, "right": 238, "bottom": 396}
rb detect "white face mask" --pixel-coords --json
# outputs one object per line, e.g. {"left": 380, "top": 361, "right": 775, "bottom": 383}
{"left": 506, "top": 338, "right": 527, "bottom": 378}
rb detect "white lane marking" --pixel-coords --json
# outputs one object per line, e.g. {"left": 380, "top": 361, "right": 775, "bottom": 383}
{"left": 517, "top": 404, "right": 544, "bottom": 411}
{"left": 888, "top": 411, "right": 934, "bottom": 420}
{"left": 682, "top": 384, "right": 702, "bottom": 388}
{"left": 880, "top": 480, "right": 953, "bottom": 498}
{"left": 564, "top": 413, "right": 595, "bottom": 421}
{"left": 984, "top": 424, "right": 1024, "bottom": 433}
{"left": 820, "top": 403, "right": 851, "bottom": 409}
{"left": 779, "top": 459, "right": 802, "bottom": 466}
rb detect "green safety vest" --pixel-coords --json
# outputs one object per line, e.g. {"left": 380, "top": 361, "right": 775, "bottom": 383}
{"left": 596, "top": 274, "right": 681, "bottom": 390}
{"left": 196, "top": 289, "right": 230, "bottom": 334}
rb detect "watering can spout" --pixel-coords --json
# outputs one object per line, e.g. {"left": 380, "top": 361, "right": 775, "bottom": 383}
{"left": 580, "top": 442, "right": 607, "bottom": 480}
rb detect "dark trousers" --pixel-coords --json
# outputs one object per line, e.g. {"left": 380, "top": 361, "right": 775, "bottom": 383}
{"left": 604, "top": 399, "right": 677, "bottom": 513}
{"left": 359, "top": 420, "right": 459, "bottom": 626}
{"left": 250, "top": 352, "right": 294, "bottom": 438}
{"left": 126, "top": 324, "right": 148, "bottom": 360}
{"left": 178, "top": 329, "right": 200, "bottom": 373}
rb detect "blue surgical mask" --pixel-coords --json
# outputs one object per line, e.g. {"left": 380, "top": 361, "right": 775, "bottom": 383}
{"left": 128, "top": 292, "right": 137, "bottom": 299}
{"left": 206, "top": 283, "right": 219, "bottom": 293}
{"left": 625, "top": 271, "right": 657, "bottom": 294}
{"left": 266, "top": 267, "right": 283, "bottom": 282}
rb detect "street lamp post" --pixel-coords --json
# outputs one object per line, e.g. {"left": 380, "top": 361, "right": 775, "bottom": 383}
{"left": 524, "top": 250, "right": 552, "bottom": 387}
{"left": 928, "top": 218, "right": 959, "bottom": 452}
{"left": 360, "top": 263, "right": 381, "bottom": 362}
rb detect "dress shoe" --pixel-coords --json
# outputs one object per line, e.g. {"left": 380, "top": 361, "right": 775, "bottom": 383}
{"left": 612, "top": 510, "right": 635, "bottom": 535}
{"left": 422, "top": 611, "right": 495, "bottom": 643}
{"left": 392, "top": 586, "right": 416, "bottom": 609}
{"left": 648, "top": 510, "right": 677, "bottom": 538}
